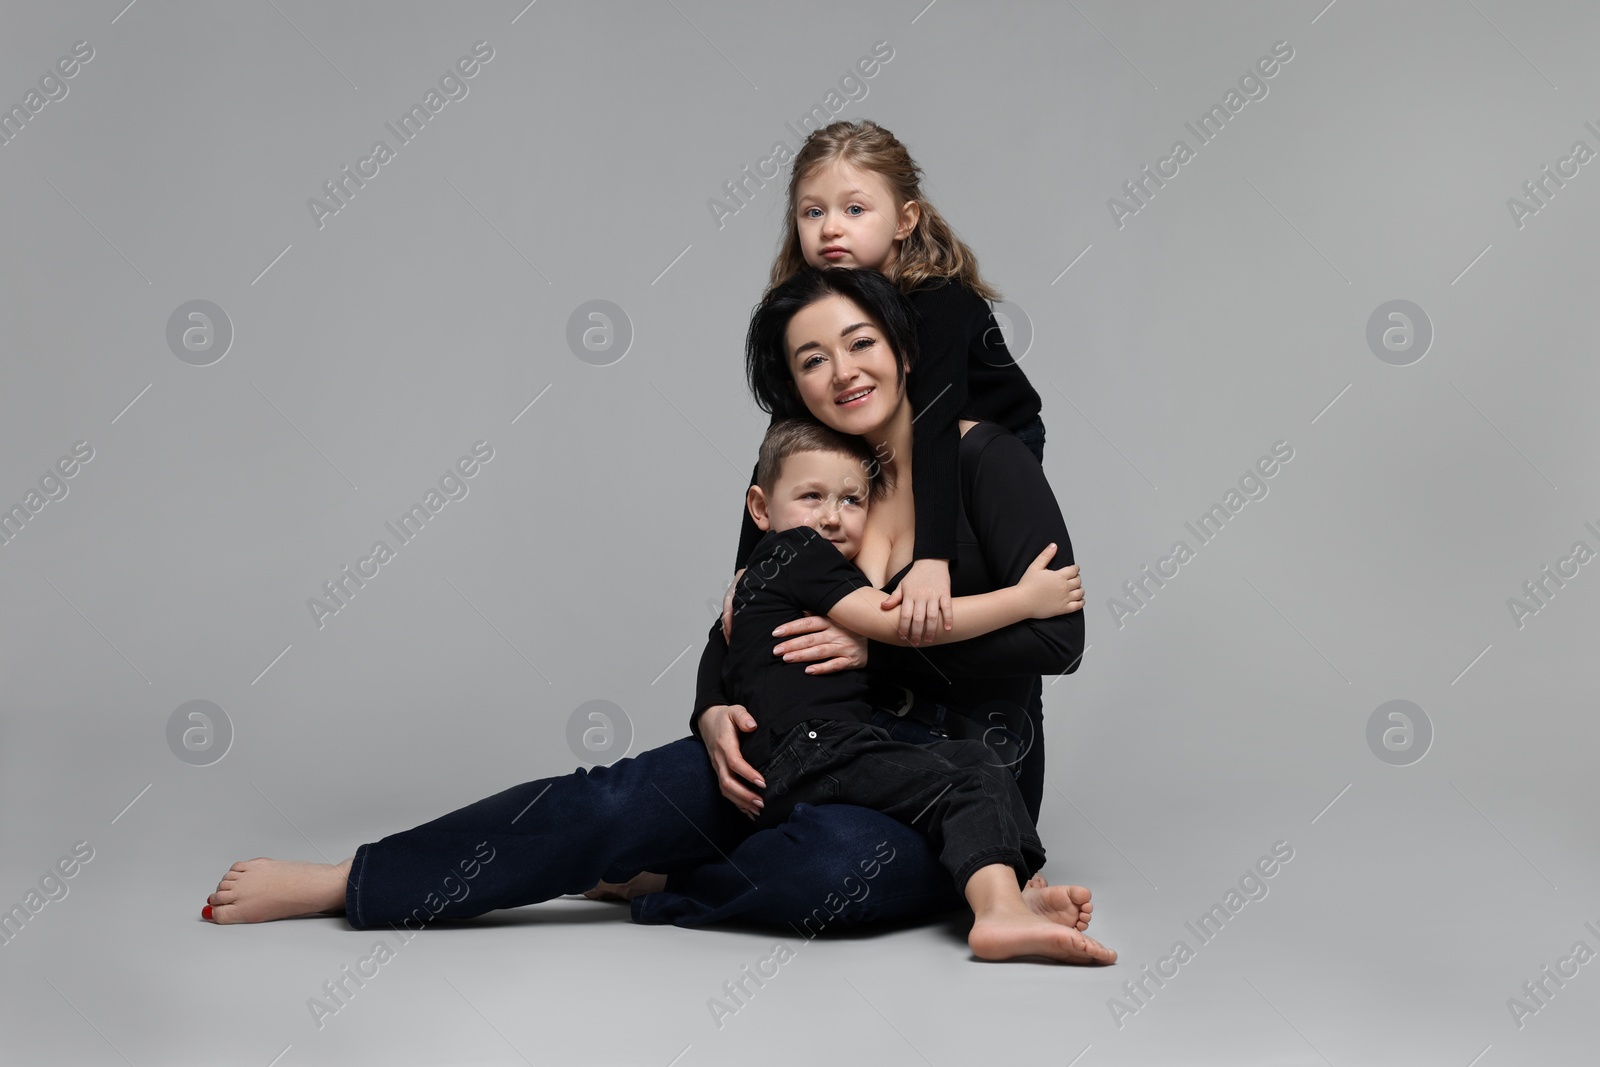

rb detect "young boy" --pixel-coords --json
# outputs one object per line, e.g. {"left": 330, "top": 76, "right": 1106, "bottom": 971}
{"left": 723, "top": 418, "right": 1115, "bottom": 965}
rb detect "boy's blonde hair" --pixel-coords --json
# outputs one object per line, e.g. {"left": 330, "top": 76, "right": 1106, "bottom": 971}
{"left": 766, "top": 119, "right": 1001, "bottom": 303}
{"left": 755, "top": 418, "right": 893, "bottom": 505}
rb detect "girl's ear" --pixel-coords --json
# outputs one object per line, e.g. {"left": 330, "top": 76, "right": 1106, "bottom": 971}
{"left": 895, "top": 200, "right": 921, "bottom": 241}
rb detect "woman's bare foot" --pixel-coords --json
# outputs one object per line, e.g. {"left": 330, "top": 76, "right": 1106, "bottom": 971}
{"left": 582, "top": 871, "right": 667, "bottom": 901}
{"left": 1022, "top": 882, "right": 1093, "bottom": 931}
{"left": 203, "top": 857, "right": 352, "bottom": 924}
{"left": 968, "top": 907, "right": 1116, "bottom": 965}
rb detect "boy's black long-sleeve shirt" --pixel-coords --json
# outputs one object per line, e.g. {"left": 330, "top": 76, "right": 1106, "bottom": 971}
{"left": 732, "top": 279, "right": 1044, "bottom": 570}
{"left": 696, "top": 421, "right": 1081, "bottom": 741}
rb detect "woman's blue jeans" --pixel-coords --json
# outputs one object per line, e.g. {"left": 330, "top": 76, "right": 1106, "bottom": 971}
{"left": 345, "top": 708, "right": 1026, "bottom": 933}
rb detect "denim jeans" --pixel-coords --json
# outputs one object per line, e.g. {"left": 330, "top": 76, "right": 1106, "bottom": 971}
{"left": 345, "top": 706, "right": 995, "bottom": 933}
{"left": 751, "top": 719, "right": 1046, "bottom": 892}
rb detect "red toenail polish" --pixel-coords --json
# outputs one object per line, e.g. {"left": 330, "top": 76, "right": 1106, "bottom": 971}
{"left": 201, "top": 904, "right": 213, "bottom": 921}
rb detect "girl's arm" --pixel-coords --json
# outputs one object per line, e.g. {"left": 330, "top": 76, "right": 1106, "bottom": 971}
{"left": 884, "top": 282, "right": 970, "bottom": 644}
{"left": 868, "top": 427, "right": 1085, "bottom": 677}
{"left": 903, "top": 280, "right": 970, "bottom": 565}
{"left": 827, "top": 544, "right": 1078, "bottom": 647}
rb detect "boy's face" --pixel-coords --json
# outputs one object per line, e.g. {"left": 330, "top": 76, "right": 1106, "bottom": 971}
{"left": 750, "top": 449, "right": 870, "bottom": 559}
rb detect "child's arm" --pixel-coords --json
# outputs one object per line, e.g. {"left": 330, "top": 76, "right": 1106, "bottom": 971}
{"left": 903, "top": 280, "right": 970, "bottom": 568}
{"left": 828, "top": 543, "right": 1079, "bottom": 647}
{"left": 878, "top": 281, "right": 971, "bottom": 644}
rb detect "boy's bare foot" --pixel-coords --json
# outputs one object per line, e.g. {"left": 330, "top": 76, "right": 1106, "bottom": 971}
{"left": 968, "top": 907, "right": 1116, "bottom": 965}
{"left": 203, "top": 857, "right": 352, "bottom": 924}
{"left": 1025, "top": 871, "right": 1047, "bottom": 890}
{"left": 582, "top": 871, "right": 667, "bottom": 901}
{"left": 1022, "top": 882, "right": 1093, "bottom": 931}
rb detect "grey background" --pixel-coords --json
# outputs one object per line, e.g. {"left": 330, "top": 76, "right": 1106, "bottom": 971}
{"left": 2, "top": 1, "right": 1597, "bottom": 1064}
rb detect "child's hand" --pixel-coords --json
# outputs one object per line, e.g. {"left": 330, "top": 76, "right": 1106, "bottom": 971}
{"left": 879, "top": 558, "right": 952, "bottom": 646}
{"left": 721, "top": 567, "right": 746, "bottom": 643}
{"left": 1016, "top": 544, "right": 1083, "bottom": 619}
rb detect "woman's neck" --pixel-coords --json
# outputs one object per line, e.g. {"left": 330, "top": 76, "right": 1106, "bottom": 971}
{"left": 863, "top": 397, "right": 914, "bottom": 486}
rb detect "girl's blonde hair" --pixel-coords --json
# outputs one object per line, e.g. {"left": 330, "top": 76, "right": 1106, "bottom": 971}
{"left": 766, "top": 119, "right": 1001, "bottom": 303}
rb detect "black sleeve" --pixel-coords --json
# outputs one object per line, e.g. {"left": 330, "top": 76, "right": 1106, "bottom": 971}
{"left": 867, "top": 430, "right": 1084, "bottom": 677}
{"left": 905, "top": 282, "right": 970, "bottom": 563}
{"left": 763, "top": 526, "right": 871, "bottom": 617}
{"left": 689, "top": 618, "right": 731, "bottom": 743}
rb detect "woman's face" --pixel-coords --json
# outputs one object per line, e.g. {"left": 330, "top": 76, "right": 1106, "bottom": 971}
{"left": 784, "top": 293, "right": 906, "bottom": 438}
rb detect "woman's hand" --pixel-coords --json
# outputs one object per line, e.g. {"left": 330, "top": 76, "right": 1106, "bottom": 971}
{"left": 721, "top": 568, "right": 747, "bottom": 643}
{"left": 772, "top": 612, "right": 868, "bottom": 675}
{"left": 697, "top": 703, "right": 765, "bottom": 818}
{"left": 878, "top": 558, "right": 952, "bottom": 646}
{"left": 1015, "top": 544, "right": 1083, "bottom": 619}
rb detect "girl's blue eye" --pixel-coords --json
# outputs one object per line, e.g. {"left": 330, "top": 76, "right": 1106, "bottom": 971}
{"left": 846, "top": 205, "right": 863, "bottom": 215}
{"left": 803, "top": 207, "right": 821, "bottom": 219}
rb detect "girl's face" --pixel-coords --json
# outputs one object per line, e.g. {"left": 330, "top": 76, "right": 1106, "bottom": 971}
{"left": 793, "top": 160, "right": 919, "bottom": 274}
{"left": 784, "top": 293, "right": 906, "bottom": 438}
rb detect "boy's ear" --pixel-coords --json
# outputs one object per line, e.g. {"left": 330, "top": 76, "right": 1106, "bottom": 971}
{"left": 747, "top": 485, "right": 772, "bottom": 530}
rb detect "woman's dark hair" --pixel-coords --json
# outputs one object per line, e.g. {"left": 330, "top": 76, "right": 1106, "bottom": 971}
{"left": 744, "top": 266, "right": 921, "bottom": 419}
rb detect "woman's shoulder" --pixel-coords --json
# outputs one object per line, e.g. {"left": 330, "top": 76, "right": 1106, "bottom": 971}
{"left": 958, "top": 419, "right": 1022, "bottom": 454}
{"left": 957, "top": 420, "right": 1038, "bottom": 481}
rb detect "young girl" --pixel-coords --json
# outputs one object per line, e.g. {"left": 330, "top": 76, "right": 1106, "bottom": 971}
{"left": 731, "top": 119, "right": 1047, "bottom": 647}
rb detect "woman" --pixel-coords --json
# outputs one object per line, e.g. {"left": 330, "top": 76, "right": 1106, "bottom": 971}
{"left": 203, "top": 268, "right": 1092, "bottom": 948}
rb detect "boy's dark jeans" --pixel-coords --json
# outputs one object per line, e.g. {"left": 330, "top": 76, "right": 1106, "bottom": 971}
{"left": 753, "top": 719, "right": 1046, "bottom": 893}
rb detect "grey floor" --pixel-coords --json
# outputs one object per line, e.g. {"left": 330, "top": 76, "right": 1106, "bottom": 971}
{"left": 4, "top": 691, "right": 1597, "bottom": 1066}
